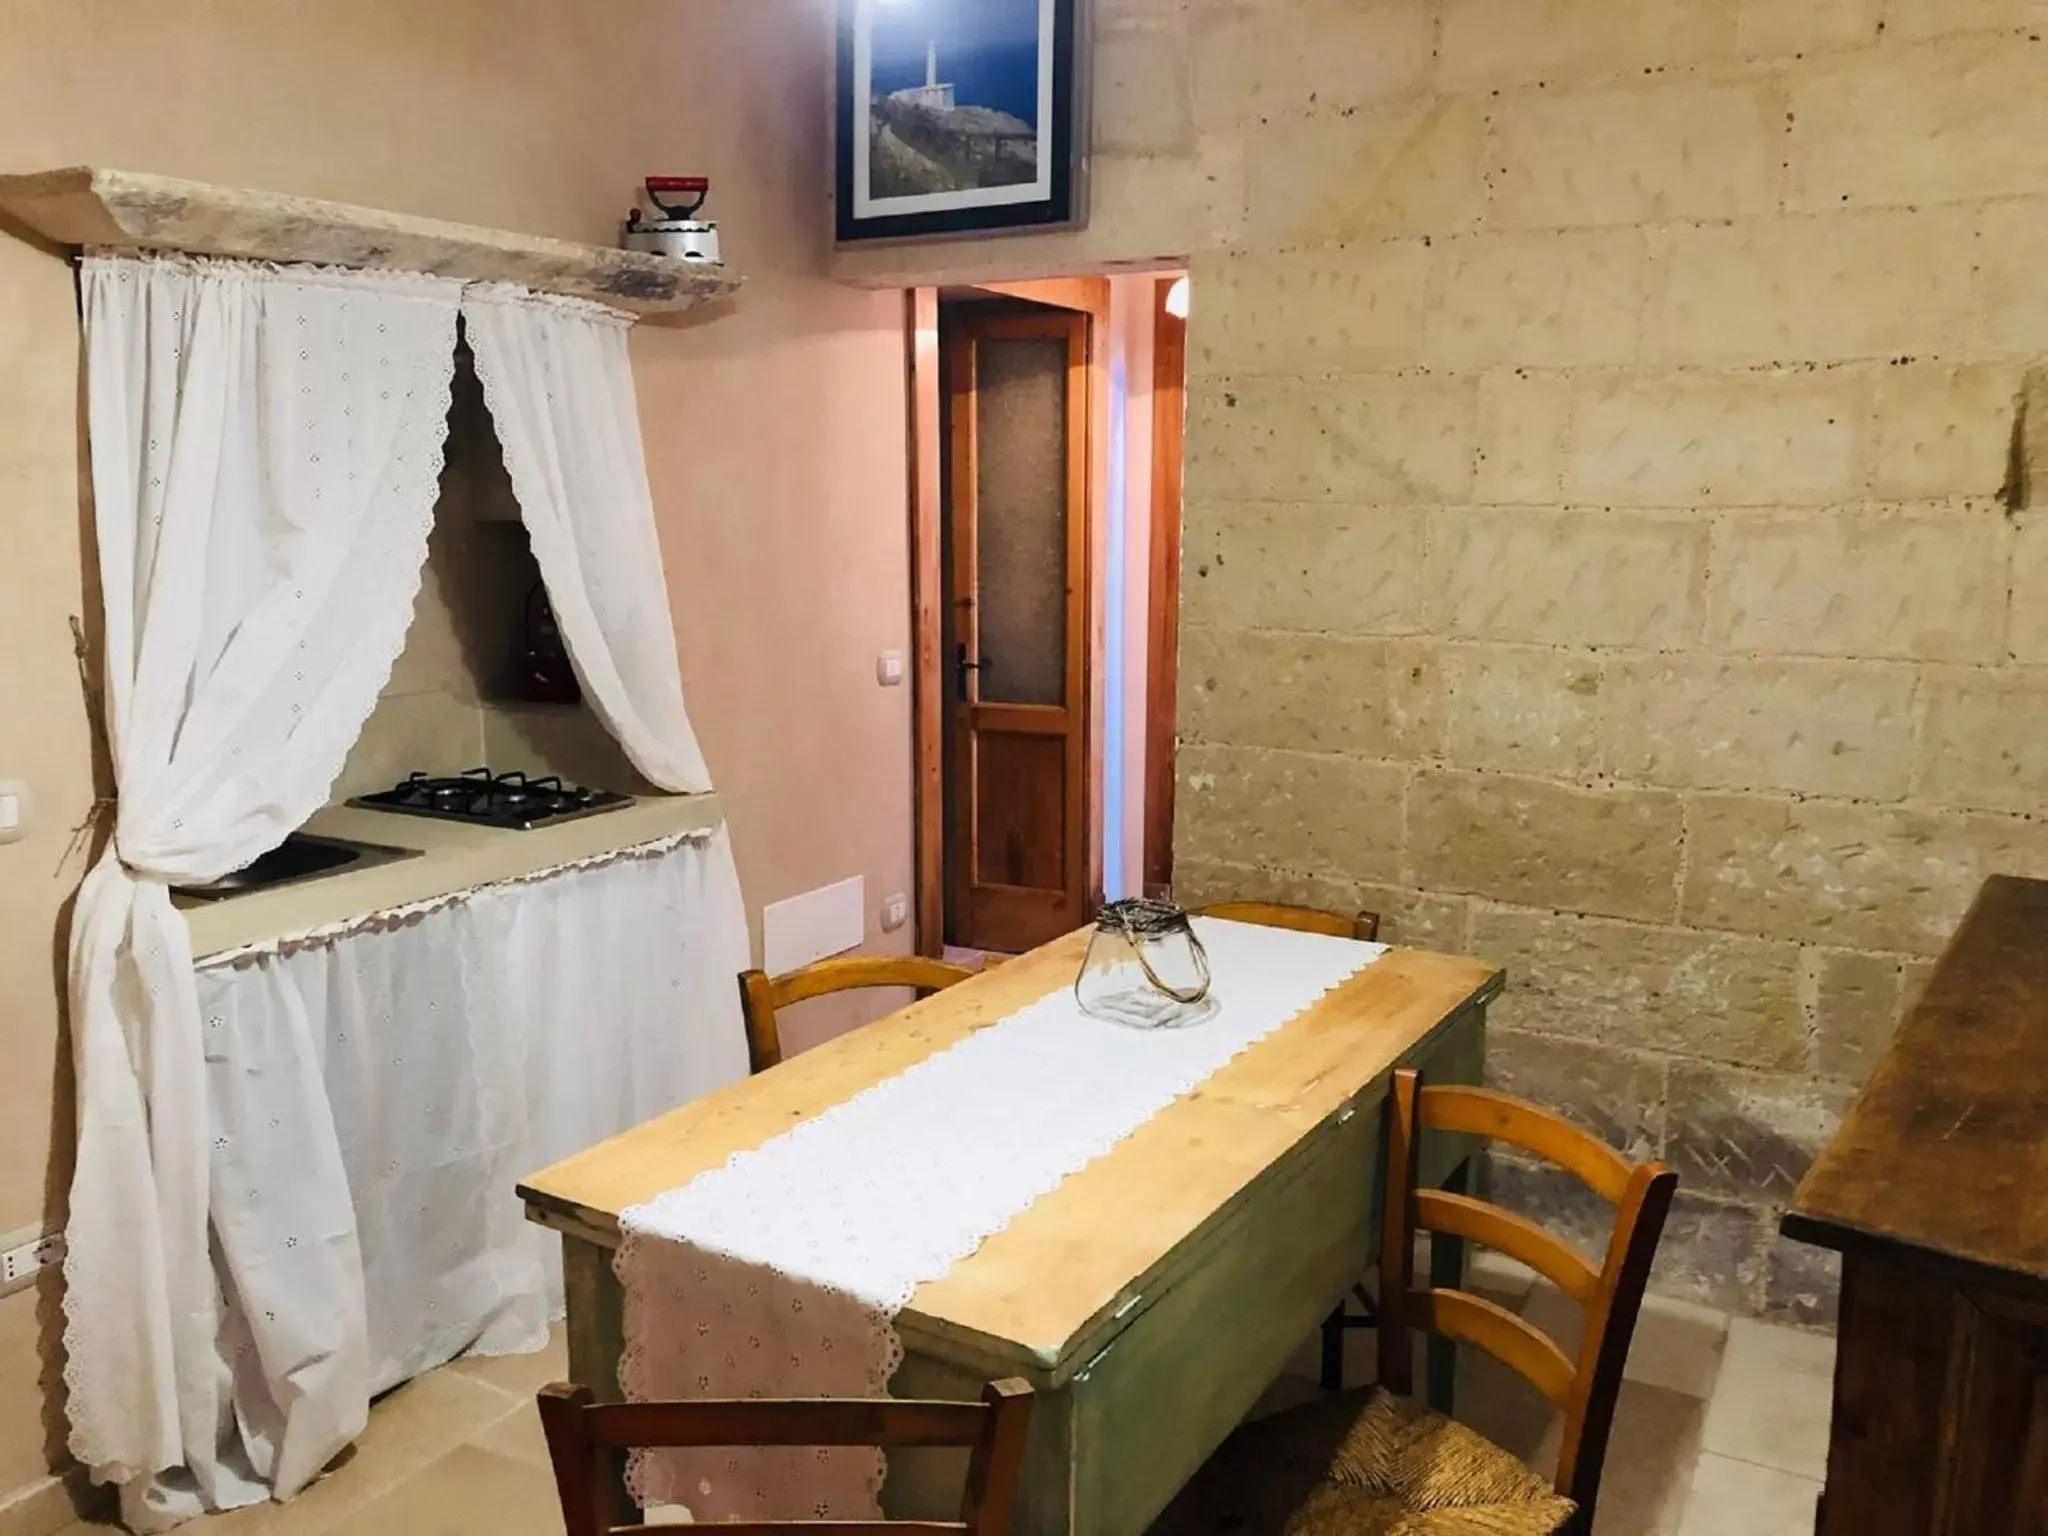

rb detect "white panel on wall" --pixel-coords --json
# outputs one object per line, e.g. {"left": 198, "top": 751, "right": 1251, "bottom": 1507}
{"left": 761, "top": 876, "right": 867, "bottom": 975}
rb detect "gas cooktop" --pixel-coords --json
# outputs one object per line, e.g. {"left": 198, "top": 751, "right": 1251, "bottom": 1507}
{"left": 348, "top": 768, "right": 631, "bottom": 830}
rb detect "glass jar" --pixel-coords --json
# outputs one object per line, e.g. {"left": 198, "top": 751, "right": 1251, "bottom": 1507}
{"left": 1074, "top": 899, "right": 1216, "bottom": 1028}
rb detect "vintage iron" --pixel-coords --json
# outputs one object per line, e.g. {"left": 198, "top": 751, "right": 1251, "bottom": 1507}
{"left": 1074, "top": 898, "right": 1215, "bottom": 1028}
{"left": 622, "top": 176, "right": 721, "bottom": 264}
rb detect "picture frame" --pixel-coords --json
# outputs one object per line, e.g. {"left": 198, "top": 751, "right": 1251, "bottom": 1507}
{"left": 835, "top": 0, "right": 1088, "bottom": 245}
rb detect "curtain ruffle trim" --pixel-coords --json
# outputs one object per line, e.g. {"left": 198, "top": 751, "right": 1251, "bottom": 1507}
{"left": 83, "top": 248, "right": 468, "bottom": 301}
{"left": 83, "top": 251, "right": 636, "bottom": 326}
{"left": 193, "top": 824, "right": 716, "bottom": 970}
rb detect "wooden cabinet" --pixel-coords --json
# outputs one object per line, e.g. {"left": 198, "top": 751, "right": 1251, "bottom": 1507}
{"left": 1783, "top": 877, "right": 2048, "bottom": 1535}
{"left": 1947, "top": 1291, "right": 2048, "bottom": 1532}
{"left": 1817, "top": 1261, "right": 2048, "bottom": 1533}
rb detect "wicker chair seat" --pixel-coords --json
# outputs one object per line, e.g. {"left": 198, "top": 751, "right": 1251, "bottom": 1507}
{"left": 1154, "top": 1388, "right": 1575, "bottom": 1536}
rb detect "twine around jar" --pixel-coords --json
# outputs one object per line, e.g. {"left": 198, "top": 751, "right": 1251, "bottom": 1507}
{"left": 1076, "top": 897, "right": 1214, "bottom": 1013}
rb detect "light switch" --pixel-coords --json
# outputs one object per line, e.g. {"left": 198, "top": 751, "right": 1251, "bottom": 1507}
{"left": 0, "top": 780, "right": 26, "bottom": 845}
{"left": 881, "top": 892, "right": 909, "bottom": 932}
{"left": 876, "top": 651, "right": 905, "bottom": 687}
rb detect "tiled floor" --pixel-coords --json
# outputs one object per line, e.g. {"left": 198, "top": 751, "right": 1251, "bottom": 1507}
{"left": 52, "top": 1264, "right": 1834, "bottom": 1536}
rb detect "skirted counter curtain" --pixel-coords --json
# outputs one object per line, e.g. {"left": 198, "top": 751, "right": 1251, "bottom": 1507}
{"left": 64, "top": 252, "right": 744, "bottom": 1530}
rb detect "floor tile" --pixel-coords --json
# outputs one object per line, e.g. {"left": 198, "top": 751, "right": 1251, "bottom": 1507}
{"left": 468, "top": 1403, "right": 552, "bottom": 1470}
{"left": 295, "top": 1369, "right": 532, "bottom": 1527}
{"left": 445, "top": 1325, "right": 569, "bottom": 1400}
{"left": 1698, "top": 1319, "right": 1834, "bottom": 1479}
{"left": 322, "top": 1444, "right": 561, "bottom": 1536}
{"left": 1674, "top": 1453, "right": 1821, "bottom": 1536}
{"left": 1520, "top": 1280, "right": 1586, "bottom": 1362}
{"left": 0, "top": 1472, "right": 98, "bottom": 1536}
{"left": 1466, "top": 1249, "right": 1538, "bottom": 1309}
{"left": 1523, "top": 1283, "right": 1729, "bottom": 1402}
{"left": 1622, "top": 1297, "right": 1729, "bottom": 1401}
{"left": 1559, "top": 1380, "right": 1707, "bottom": 1536}
{"left": 46, "top": 1368, "right": 534, "bottom": 1536}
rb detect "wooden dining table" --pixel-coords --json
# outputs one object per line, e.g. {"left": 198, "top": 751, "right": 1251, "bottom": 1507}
{"left": 517, "top": 927, "right": 1501, "bottom": 1536}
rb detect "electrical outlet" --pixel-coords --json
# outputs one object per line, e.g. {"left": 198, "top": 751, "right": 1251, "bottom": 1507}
{"left": 0, "top": 779, "right": 27, "bottom": 846}
{"left": 881, "top": 892, "right": 909, "bottom": 932}
{"left": 0, "top": 1228, "right": 62, "bottom": 1296}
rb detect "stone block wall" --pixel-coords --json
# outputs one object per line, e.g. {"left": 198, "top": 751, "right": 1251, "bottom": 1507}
{"left": 1168, "top": 0, "right": 2048, "bottom": 1326}
{"left": 834, "top": 0, "right": 2048, "bottom": 1324}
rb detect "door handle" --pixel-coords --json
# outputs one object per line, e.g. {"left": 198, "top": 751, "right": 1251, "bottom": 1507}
{"left": 955, "top": 643, "right": 992, "bottom": 702}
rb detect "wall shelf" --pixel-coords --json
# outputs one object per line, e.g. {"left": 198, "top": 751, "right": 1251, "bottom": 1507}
{"left": 0, "top": 166, "right": 741, "bottom": 314}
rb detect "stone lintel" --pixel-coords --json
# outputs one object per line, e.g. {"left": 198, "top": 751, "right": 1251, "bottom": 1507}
{"left": 0, "top": 166, "right": 741, "bottom": 315}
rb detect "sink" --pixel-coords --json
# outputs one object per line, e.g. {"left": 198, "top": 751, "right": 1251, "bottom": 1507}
{"left": 170, "top": 832, "right": 421, "bottom": 902}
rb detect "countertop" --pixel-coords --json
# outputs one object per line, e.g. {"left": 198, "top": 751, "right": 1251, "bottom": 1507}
{"left": 183, "top": 792, "right": 725, "bottom": 962}
{"left": 1782, "top": 874, "right": 2048, "bottom": 1303}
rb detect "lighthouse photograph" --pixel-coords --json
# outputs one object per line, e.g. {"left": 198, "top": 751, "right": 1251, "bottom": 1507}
{"left": 837, "top": 0, "right": 1085, "bottom": 241}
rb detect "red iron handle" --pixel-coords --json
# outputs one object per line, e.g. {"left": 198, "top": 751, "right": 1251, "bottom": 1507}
{"left": 644, "top": 176, "right": 710, "bottom": 219}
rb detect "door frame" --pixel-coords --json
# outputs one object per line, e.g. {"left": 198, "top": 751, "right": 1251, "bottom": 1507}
{"left": 945, "top": 308, "right": 1092, "bottom": 950}
{"left": 1143, "top": 276, "right": 1187, "bottom": 899}
{"left": 908, "top": 288, "right": 946, "bottom": 955}
{"left": 908, "top": 279, "right": 1109, "bottom": 955}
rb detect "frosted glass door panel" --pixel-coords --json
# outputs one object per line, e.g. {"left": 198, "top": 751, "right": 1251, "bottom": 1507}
{"left": 974, "top": 335, "right": 1069, "bottom": 707}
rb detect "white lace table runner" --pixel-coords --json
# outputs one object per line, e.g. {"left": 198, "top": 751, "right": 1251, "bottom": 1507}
{"left": 616, "top": 918, "right": 1386, "bottom": 1520}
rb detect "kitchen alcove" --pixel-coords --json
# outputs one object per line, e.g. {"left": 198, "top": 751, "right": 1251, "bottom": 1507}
{"left": 25, "top": 198, "right": 748, "bottom": 1517}
{"left": 346, "top": 334, "right": 652, "bottom": 799}
{"left": 0, "top": 164, "right": 742, "bottom": 801}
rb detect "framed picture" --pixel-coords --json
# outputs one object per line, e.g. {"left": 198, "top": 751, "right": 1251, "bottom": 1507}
{"left": 836, "top": 0, "right": 1088, "bottom": 244}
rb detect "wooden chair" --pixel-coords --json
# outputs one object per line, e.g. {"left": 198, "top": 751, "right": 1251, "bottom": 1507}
{"left": 1155, "top": 1069, "right": 1678, "bottom": 1536}
{"left": 739, "top": 955, "right": 984, "bottom": 1074}
{"left": 1198, "top": 901, "right": 1382, "bottom": 943}
{"left": 538, "top": 1379, "right": 1035, "bottom": 1536}
{"left": 1196, "top": 901, "right": 1386, "bottom": 1386}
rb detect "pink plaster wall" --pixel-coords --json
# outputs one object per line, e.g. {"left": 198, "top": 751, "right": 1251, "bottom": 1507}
{"left": 0, "top": 0, "right": 911, "bottom": 1510}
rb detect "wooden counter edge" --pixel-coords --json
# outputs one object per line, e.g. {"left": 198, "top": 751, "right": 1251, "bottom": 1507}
{"left": 1779, "top": 874, "right": 2048, "bottom": 1311}
{"left": 1780, "top": 1207, "right": 2048, "bottom": 1311}
{"left": 187, "top": 792, "right": 726, "bottom": 960}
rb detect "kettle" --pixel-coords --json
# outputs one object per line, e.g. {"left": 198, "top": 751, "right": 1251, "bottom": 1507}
{"left": 622, "top": 176, "right": 721, "bottom": 264}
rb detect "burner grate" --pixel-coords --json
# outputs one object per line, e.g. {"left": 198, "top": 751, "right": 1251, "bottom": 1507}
{"left": 348, "top": 767, "right": 631, "bottom": 829}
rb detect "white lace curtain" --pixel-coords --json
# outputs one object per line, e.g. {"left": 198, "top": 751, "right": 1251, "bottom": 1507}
{"left": 69, "top": 251, "right": 750, "bottom": 1529}
{"left": 67, "top": 253, "right": 464, "bottom": 1523}
{"left": 462, "top": 284, "right": 713, "bottom": 793}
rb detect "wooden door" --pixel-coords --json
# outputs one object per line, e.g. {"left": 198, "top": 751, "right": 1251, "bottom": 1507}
{"left": 945, "top": 310, "right": 1091, "bottom": 953}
